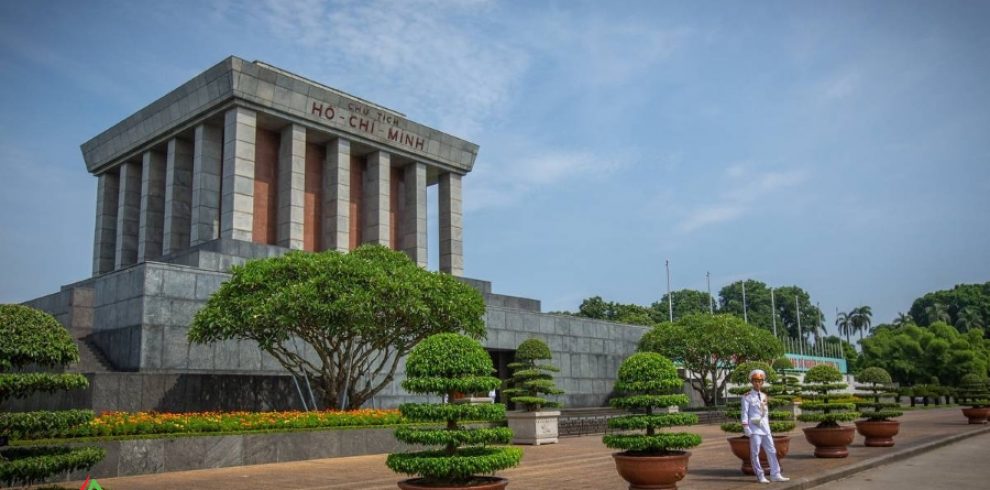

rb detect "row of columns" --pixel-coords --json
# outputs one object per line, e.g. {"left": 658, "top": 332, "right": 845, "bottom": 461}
{"left": 92, "top": 106, "right": 463, "bottom": 276}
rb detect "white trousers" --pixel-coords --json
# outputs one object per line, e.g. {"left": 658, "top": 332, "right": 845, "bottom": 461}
{"left": 750, "top": 433, "right": 781, "bottom": 478}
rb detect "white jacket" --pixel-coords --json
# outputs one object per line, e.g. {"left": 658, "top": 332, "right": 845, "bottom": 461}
{"left": 741, "top": 390, "right": 772, "bottom": 436}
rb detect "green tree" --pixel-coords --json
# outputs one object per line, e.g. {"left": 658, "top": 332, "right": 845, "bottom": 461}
{"left": 638, "top": 314, "right": 784, "bottom": 406}
{"left": 850, "top": 305, "right": 873, "bottom": 342}
{"left": 860, "top": 322, "right": 989, "bottom": 386}
{"left": 719, "top": 280, "right": 775, "bottom": 331}
{"left": 386, "top": 333, "right": 521, "bottom": 484}
{"left": 653, "top": 289, "right": 714, "bottom": 322}
{"left": 0, "top": 305, "right": 105, "bottom": 487}
{"left": 955, "top": 306, "right": 984, "bottom": 332}
{"left": 908, "top": 282, "right": 990, "bottom": 334}
{"left": 836, "top": 311, "right": 854, "bottom": 345}
{"left": 576, "top": 296, "right": 655, "bottom": 326}
{"left": 503, "top": 338, "right": 564, "bottom": 411}
{"left": 892, "top": 312, "right": 913, "bottom": 328}
{"left": 189, "top": 245, "right": 486, "bottom": 409}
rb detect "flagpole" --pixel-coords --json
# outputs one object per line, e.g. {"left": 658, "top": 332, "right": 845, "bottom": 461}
{"left": 742, "top": 281, "right": 748, "bottom": 323}
{"left": 707, "top": 271, "right": 714, "bottom": 314}
{"left": 796, "top": 294, "right": 804, "bottom": 356}
{"left": 666, "top": 259, "right": 673, "bottom": 322}
{"left": 770, "top": 288, "right": 777, "bottom": 337}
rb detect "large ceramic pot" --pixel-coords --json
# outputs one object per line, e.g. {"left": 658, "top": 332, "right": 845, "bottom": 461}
{"left": 506, "top": 410, "right": 560, "bottom": 445}
{"left": 726, "top": 435, "right": 791, "bottom": 475}
{"left": 802, "top": 426, "right": 855, "bottom": 458}
{"left": 612, "top": 451, "right": 691, "bottom": 490}
{"left": 398, "top": 477, "right": 508, "bottom": 490}
{"left": 961, "top": 407, "right": 990, "bottom": 424}
{"left": 855, "top": 420, "right": 901, "bottom": 447}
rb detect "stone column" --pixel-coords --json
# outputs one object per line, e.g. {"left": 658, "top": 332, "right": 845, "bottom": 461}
{"left": 137, "top": 150, "right": 166, "bottom": 262}
{"left": 439, "top": 172, "right": 463, "bottom": 276}
{"left": 190, "top": 123, "right": 222, "bottom": 245}
{"left": 277, "top": 124, "right": 305, "bottom": 249}
{"left": 402, "top": 162, "right": 427, "bottom": 267}
{"left": 363, "top": 151, "right": 390, "bottom": 246}
{"left": 322, "top": 138, "right": 350, "bottom": 252}
{"left": 221, "top": 107, "right": 256, "bottom": 241}
{"left": 163, "top": 138, "right": 193, "bottom": 255}
{"left": 114, "top": 161, "right": 142, "bottom": 269}
{"left": 92, "top": 171, "right": 119, "bottom": 275}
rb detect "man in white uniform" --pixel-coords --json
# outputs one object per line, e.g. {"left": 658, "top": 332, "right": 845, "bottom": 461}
{"left": 741, "top": 369, "right": 790, "bottom": 484}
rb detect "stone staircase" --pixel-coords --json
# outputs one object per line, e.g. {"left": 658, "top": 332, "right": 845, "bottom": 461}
{"left": 69, "top": 336, "right": 116, "bottom": 372}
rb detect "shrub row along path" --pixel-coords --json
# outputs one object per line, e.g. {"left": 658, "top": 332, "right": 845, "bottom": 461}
{"left": 65, "top": 407, "right": 988, "bottom": 490}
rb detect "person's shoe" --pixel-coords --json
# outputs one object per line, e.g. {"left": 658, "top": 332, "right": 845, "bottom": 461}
{"left": 757, "top": 477, "right": 771, "bottom": 484}
{"left": 771, "top": 475, "right": 790, "bottom": 482}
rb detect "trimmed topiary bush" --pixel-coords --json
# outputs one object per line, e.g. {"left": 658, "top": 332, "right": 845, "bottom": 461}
{"left": 721, "top": 361, "right": 796, "bottom": 435}
{"left": 957, "top": 373, "right": 990, "bottom": 408}
{"left": 0, "top": 305, "right": 105, "bottom": 487}
{"left": 502, "top": 338, "right": 563, "bottom": 411}
{"left": 386, "top": 333, "right": 522, "bottom": 486}
{"left": 855, "top": 367, "right": 903, "bottom": 421}
{"left": 603, "top": 352, "right": 701, "bottom": 455}
{"left": 797, "top": 365, "right": 858, "bottom": 428}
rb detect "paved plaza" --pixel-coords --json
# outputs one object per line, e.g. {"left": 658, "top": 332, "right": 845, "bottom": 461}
{"left": 61, "top": 407, "right": 989, "bottom": 490}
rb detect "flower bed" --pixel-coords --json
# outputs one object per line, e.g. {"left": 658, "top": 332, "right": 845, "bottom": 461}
{"left": 14, "top": 409, "right": 403, "bottom": 441}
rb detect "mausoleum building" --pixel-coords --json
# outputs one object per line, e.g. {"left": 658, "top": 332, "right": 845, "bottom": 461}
{"left": 20, "top": 57, "right": 651, "bottom": 412}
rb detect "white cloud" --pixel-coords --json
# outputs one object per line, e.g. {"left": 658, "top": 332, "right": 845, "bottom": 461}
{"left": 676, "top": 165, "right": 809, "bottom": 233}
{"left": 464, "top": 149, "right": 628, "bottom": 212}
{"left": 241, "top": 0, "right": 525, "bottom": 139}
{"left": 823, "top": 71, "right": 861, "bottom": 101}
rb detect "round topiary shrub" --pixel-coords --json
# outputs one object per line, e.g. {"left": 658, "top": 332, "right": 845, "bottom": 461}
{"left": 603, "top": 352, "right": 701, "bottom": 454}
{"left": 797, "top": 365, "right": 858, "bottom": 428}
{"left": 720, "top": 361, "right": 796, "bottom": 435}
{"left": 0, "top": 305, "right": 105, "bottom": 487}
{"left": 854, "top": 367, "right": 903, "bottom": 421}
{"left": 386, "top": 333, "right": 522, "bottom": 486}
{"left": 957, "top": 373, "right": 990, "bottom": 408}
{"left": 502, "top": 338, "right": 563, "bottom": 411}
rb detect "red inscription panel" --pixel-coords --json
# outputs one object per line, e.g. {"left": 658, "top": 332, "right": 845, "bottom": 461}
{"left": 253, "top": 128, "right": 279, "bottom": 245}
{"left": 304, "top": 142, "right": 325, "bottom": 251}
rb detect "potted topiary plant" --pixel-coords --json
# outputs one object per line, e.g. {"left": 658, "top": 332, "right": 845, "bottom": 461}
{"left": 956, "top": 373, "right": 990, "bottom": 424}
{"left": 721, "top": 361, "right": 795, "bottom": 475}
{"left": 798, "top": 364, "right": 859, "bottom": 458}
{"left": 603, "top": 352, "right": 701, "bottom": 490}
{"left": 853, "top": 367, "right": 903, "bottom": 446}
{"left": 386, "top": 333, "right": 523, "bottom": 489}
{"left": 0, "top": 305, "right": 105, "bottom": 488}
{"left": 503, "top": 338, "right": 564, "bottom": 445}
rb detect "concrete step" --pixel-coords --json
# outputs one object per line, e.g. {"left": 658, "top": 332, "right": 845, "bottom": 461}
{"left": 69, "top": 336, "right": 115, "bottom": 372}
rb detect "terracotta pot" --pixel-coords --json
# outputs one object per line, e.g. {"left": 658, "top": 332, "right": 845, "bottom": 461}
{"left": 802, "top": 426, "right": 855, "bottom": 458}
{"left": 612, "top": 451, "right": 691, "bottom": 490}
{"left": 961, "top": 407, "right": 990, "bottom": 424}
{"left": 726, "top": 435, "right": 791, "bottom": 475}
{"left": 855, "top": 420, "right": 901, "bottom": 447}
{"left": 397, "top": 477, "right": 508, "bottom": 490}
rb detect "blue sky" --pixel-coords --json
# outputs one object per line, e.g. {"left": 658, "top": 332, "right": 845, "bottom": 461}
{"left": 1, "top": 0, "right": 988, "bottom": 335}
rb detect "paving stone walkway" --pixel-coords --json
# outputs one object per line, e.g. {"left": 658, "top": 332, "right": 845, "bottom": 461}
{"left": 63, "top": 407, "right": 989, "bottom": 490}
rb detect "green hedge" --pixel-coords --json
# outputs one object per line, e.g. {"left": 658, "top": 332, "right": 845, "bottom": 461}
{"left": 0, "top": 446, "right": 105, "bottom": 487}
{"left": 386, "top": 446, "right": 524, "bottom": 481}
{"left": 0, "top": 410, "right": 95, "bottom": 439}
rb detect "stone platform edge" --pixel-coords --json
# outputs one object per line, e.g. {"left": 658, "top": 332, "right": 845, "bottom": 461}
{"left": 51, "top": 426, "right": 413, "bottom": 483}
{"left": 778, "top": 423, "right": 990, "bottom": 490}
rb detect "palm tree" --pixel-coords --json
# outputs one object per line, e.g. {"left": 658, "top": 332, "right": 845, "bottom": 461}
{"left": 836, "top": 310, "right": 853, "bottom": 344}
{"left": 851, "top": 305, "right": 873, "bottom": 342}
{"left": 924, "top": 303, "right": 951, "bottom": 325}
{"left": 893, "top": 312, "right": 913, "bottom": 328}
{"left": 954, "top": 306, "right": 983, "bottom": 332}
